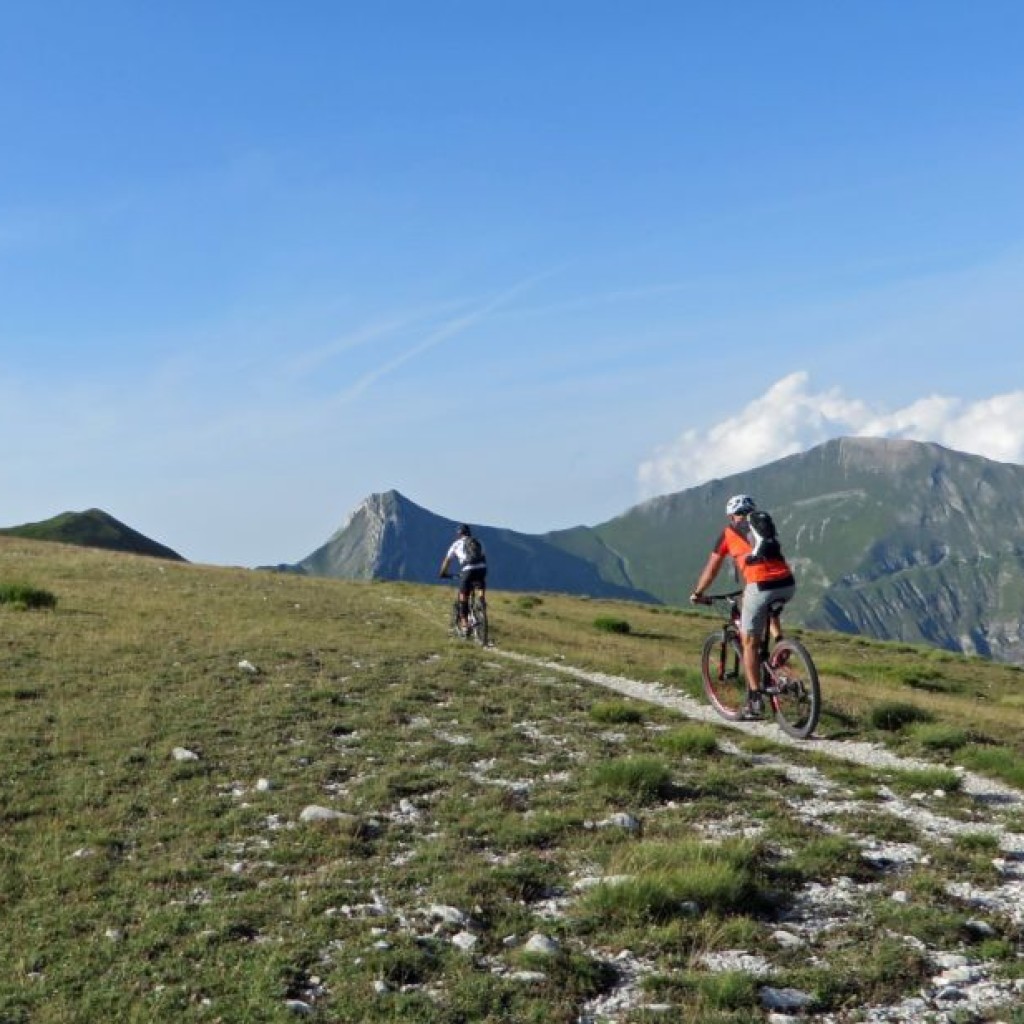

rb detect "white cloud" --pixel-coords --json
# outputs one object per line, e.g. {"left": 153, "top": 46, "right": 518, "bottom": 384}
{"left": 638, "top": 371, "right": 1024, "bottom": 497}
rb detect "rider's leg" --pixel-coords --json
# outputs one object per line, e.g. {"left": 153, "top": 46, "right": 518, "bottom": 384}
{"left": 740, "top": 585, "right": 768, "bottom": 698}
{"left": 770, "top": 605, "right": 792, "bottom": 665}
{"left": 741, "top": 630, "right": 762, "bottom": 695}
{"left": 471, "top": 570, "right": 487, "bottom": 612}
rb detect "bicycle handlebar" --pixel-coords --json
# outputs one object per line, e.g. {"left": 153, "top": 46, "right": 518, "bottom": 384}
{"left": 691, "top": 590, "right": 743, "bottom": 605}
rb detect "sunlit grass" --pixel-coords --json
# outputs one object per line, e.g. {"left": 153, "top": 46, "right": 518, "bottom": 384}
{"left": 3, "top": 536, "right": 1024, "bottom": 1022}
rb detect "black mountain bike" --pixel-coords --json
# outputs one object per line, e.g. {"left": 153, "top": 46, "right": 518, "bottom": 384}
{"left": 442, "top": 573, "right": 489, "bottom": 646}
{"left": 697, "top": 590, "right": 820, "bottom": 739}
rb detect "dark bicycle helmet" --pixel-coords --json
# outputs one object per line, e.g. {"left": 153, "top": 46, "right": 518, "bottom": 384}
{"left": 725, "top": 494, "right": 756, "bottom": 516}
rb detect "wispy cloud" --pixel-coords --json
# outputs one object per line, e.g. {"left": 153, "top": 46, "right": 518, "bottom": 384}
{"left": 638, "top": 371, "right": 1024, "bottom": 497}
{"left": 333, "top": 274, "right": 550, "bottom": 404}
{"left": 284, "top": 297, "right": 476, "bottom": 381}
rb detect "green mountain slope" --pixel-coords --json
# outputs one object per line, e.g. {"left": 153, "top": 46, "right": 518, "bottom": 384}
{"left": 570, "top": 437, "right": 1024, "bottom": 662}
{"left": 0, "top": 508, "right": 185, "bottom": 562}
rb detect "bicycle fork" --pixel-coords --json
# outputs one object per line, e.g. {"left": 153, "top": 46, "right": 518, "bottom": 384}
{"left": 719, "top": 628, "right": 740, "bottom": 681}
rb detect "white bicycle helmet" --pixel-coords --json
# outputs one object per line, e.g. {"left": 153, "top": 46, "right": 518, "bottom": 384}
{"left": 725, "top": 494, "right": 756, "bottom": 516}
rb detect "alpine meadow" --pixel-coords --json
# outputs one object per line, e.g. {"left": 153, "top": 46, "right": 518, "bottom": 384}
{"left": 3, "top": 535, "right": 1024, "bottom": 1022}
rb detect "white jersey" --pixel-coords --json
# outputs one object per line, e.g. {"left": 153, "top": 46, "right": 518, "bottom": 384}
{"left": 446, "top": 537, "right": 486, "bottom": 571}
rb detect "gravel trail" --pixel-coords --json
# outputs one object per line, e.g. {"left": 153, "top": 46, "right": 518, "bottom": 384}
{"left": 491, "top": 648, "right": 1024, "bottom": 1022}
{"left": 492, "top": 649, "right": 1024, "bottom": 808}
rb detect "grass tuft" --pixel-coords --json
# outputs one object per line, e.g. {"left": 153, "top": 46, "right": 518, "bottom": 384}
{"left": 959, "top": 744, "right": 1024, "bottom": 788}
{"left": 909, "top": 722, "right": 969, "bottom": 751}
{"left": 593, "top": 616, "right": 631, "bottom": 635}
{"left": 886, "top": 765, "right": 963, "bottom": 794}
{"left": 590, "top": 756, "right": 674, "bottom": 804}
{"left": 0, "top": 581, "right": 57, "bottom": 609}
{"left": 657, "top": 724, "right": 720, "bottom": 757}
{"left": 581, "top": 839, "right": 764, "bottom": 922}
{"left": 868, "top": 701, "right": 934, "bottom": 731}
{"left": 589, "top": 700, "right": 644, "bottom": 725}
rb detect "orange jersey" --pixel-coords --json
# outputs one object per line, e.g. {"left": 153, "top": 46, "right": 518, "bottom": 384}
{"left": 714, "top": 523, "right": 794, "bottom": 586}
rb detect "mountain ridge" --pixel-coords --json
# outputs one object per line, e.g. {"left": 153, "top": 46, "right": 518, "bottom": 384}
{"left": 291, "top": 490, "right": 657, "bottom": 602}
{"left": 286, "top": 437, "right": 1024, "bottom": 664}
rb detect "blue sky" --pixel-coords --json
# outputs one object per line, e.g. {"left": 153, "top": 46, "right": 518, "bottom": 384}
{"left": 2, "top": 2, "right": 1024, "bottom": 566}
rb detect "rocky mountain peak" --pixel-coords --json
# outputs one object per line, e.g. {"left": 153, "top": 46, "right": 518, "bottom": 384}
{"left": 282, "top": 438, "right": 1024, "bottom": 664}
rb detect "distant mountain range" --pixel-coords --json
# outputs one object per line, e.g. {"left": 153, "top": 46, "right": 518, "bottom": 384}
{"left": 7, "top": 438, "right": 1024, "bottom": 664}
{"left": 0, "top": 509, "right": 185, "bottom": 562}
{"left": 278, "top": 437, "right": 1024, "bottom": 665}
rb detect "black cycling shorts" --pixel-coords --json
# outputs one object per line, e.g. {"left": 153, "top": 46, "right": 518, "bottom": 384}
{"left": 459, "top": 567, "right": 487, "bottom": 597}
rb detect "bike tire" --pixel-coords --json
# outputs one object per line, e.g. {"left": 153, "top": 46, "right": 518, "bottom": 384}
{"left": 700, "top": 629, "right": 746, "bottom": 721}
{"left": 450, "top": 597, "right": 466, "bottom": 638}
{"left": 469, "top": 595, "right": 488, "bottom": 646}
{"left": 767, "top": 638, "right": 820, "bottom": 739}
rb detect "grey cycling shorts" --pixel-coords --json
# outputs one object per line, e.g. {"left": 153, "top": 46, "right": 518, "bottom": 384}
{"left": 741, "top": 582, "right": 796, "bottom": 638}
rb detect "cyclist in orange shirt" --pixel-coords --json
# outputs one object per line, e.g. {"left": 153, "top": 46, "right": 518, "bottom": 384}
{"left": 690, "top": 494, "right": 796, "bottom": 718}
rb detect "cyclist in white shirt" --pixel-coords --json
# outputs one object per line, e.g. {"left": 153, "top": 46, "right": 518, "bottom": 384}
{"left": 439, "top": 524, "right": 487, "bottom": 631}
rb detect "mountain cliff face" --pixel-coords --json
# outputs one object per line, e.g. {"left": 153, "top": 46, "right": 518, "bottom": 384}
{"left": 288, "top": 438, "right": 1024, "bottom": 664}
{"left": 294, "top": 491, "right": 656, "bottom": 602}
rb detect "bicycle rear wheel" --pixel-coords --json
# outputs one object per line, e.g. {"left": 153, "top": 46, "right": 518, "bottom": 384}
{"left": 700, "top": 629, "right": 745, "bottom": 721}
{"left": 468, "top": 593, "right": 488, "bottom": 646}
{"left": 766, "top": 638, "right": 820, "bottom": 739}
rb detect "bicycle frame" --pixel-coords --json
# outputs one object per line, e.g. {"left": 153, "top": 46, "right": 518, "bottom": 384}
{"left": 697, "top": 590, "right": 820, "bottom": 739}
{"left": 442, "top": 572, "right": 489, "bottom": 645}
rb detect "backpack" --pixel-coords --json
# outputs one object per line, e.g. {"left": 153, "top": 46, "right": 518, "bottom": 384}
{"left": 746, "top": 510, "right": 782, "bottom": 564}
{"left": 463, "top": 536, "right": 485, "bottom": 565}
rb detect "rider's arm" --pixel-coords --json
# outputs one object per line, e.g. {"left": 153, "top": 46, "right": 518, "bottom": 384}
{"left": 439, "top": 540, "right": 460, "bottom": 577}
{"left": 690, "top": 551, "right": 725, "bottom": 602}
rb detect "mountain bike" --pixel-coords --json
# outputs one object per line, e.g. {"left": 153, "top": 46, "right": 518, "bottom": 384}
{"left": 441, "top": 573, "right": 489, "bottom": 646}
{"left": 696, "top": 590, "right": 820, "bottom": 738}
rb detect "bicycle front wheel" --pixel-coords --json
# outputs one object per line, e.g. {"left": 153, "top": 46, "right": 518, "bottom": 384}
{"left": 450, "top": 597, "right": 465, "bottom": 638}
{"left": 700, "top": 629, "right": 745, "bottom": 721}
{"left": 767, "top": 638, "right": 820, "bottom": 739}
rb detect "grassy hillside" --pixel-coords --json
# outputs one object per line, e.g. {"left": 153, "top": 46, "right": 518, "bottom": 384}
{"left": 0, "top": 508, "right": 185, "bottom": 562}
{"left": 2, "top": 537, "right": 1024, "bottom": 1022}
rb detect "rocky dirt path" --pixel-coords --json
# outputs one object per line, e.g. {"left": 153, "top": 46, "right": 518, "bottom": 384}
{"left": 388, "top": 592, "right": 1024, "bottom": 1019}
{"left": 494, "top": 648, "right": 1024, "bottom": 809}
{"left": 491, "top": 647, "right": 1024, "bottom": 1023}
